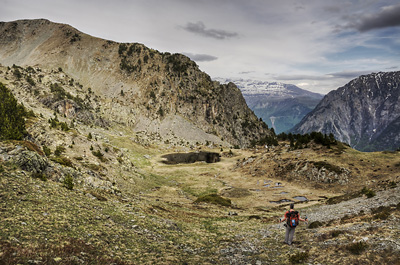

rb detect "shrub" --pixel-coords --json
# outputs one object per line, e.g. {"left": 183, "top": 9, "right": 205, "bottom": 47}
{"left": 13, "top": 68, "right": 22, "bottom": 79}
{"left": 92, "top": 150, "right": 106, "bottom": 162}
{"left": 194, "top": 194, "right": 231, "bottom": 207}
{"left": 26, "top": 75, "right": 35, "bottom": 86}
{"left": 308, "top": 221, "right": 323, "bottom": 229}
{"left": 346, "top": 241, "right": 368, "bottom": 255}
{"left": 63, "top": 174, "right": 74, "bottom": 190}
{"left": 87, "top": 132, "right": 93, "bottom": 140}
{"left": 361, "top": 187, "right": 376, "bottom": 198}
{"left": 331, "top": 230, "right": 345, "bottom": 237}
{"left": 289, "top": 251, "right": 309, "bottom": 264}
{"left": 54, "top": 145, "right": 66, "bottom": 156}
{"left": 372, "top": 206, "right": 391, "bottom": 220}
{"left": 51, "top": 156, "right": 73, "bottom": 167}
{"left": 42, "top": 145, "right": 51, "bottom": 157}
{"left": 32, "top": 172, "right": 47, "bottom": 181}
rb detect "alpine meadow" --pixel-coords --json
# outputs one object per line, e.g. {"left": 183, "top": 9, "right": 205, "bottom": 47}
{"left": 0, "top": 18, "right": 399, "bottom": 265}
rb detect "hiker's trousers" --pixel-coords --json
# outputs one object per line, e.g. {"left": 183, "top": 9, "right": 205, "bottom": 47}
{"left": 285, "top": 226, "right": 295, "bottom": 245}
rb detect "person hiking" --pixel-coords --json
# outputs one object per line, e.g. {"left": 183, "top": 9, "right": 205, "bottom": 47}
{"left": 279, "top": 203, "right": 307, "bottom": 245}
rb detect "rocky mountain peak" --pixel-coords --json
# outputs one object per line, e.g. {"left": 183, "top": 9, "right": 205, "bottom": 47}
{"left": 0, "top": 19, "right": 271, "bottom": 147}
{"left": 292, "top": 71, "right": 400, "bottom": 151}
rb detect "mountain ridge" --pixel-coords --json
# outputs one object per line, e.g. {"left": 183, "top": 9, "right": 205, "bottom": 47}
{"left": 0, "top": 19, "right": 271, "bottom": 147}
{"left": 291, "top": 71, "right": 400, "bottom": 151}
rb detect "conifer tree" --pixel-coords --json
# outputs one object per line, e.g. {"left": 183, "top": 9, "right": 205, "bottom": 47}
{"left": 0, "top": 82, "right": 27, "bottom": 140}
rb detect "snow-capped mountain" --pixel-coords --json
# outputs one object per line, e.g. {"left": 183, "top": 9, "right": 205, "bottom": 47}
{"left": 215, "top": 78, "right": 324, "bottom": 133}
{"left": 216, "top": 78, "right": 321, "bottom": 98}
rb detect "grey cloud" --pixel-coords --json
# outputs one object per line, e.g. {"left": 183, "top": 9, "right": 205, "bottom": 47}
{"left": 327, "top": 70, "right": 374, "bottom": 79}
{"left": 183, "top": 53, "right": 218, "bottom": 62}
{"left": 323, "top": 5, "right": 341, "bottom": 13}
{"left": 275, "top": 74, "right": 328, "bottom": 81}
{"left": 239, "top": 71, "right": 255, "bottom": 75}
{"left": 276, "top": 70, "right": 374, "bottom": 82}
{"left": 182, "top": 21, "right": 238, "bottom": 40}
{"left": 352, "top": 4, "right": 400, "bottom": 32}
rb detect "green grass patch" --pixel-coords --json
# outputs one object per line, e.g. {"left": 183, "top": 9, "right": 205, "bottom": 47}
{"left": 194, "top": 194, "right": 232, "bottom": 207}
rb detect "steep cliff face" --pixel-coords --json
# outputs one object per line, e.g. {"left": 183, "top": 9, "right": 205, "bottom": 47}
{"left": 0, "top": 19, "right": 270, "bottom": 147}
{"left": 292, "top": 72, "right": 400, "bottom": 151}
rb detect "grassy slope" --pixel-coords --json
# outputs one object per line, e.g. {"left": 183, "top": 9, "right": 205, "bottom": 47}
{"left": 1, "top": 139, "right": 399, "bottom": 264}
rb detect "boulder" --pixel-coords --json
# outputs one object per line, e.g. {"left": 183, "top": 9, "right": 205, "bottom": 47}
{"left": 13, "top": 150, "right": 48, "bottom": 173}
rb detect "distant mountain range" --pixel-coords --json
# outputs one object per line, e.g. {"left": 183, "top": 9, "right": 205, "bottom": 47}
{"left": 215, "top": 78, "right": 324, "bottom": 133}
{"left": 291, "top": 71, "right": 400, "bottom": 151}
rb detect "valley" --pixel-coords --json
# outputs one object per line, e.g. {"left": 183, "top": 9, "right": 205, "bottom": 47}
{"left": 0, "top": 19, "right": 399, "bottom": 264}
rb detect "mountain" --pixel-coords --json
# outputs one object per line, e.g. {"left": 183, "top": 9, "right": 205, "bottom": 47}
{"left": 291, "top": 71, "right": 400, "bottom": 151}
{"left": 215, "top": 78, "right": 323, "bottom": 133}
{"left": 0, "top": 19, "right": 271, "bottom": 147}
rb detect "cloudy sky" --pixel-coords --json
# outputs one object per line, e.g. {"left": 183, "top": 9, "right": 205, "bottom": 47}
{"left": 2, "top": 0, "right": 400, "bottom": 94}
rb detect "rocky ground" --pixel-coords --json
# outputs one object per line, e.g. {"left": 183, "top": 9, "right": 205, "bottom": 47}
{"left": 0, "top": 62, "right": 399, "bottom": 264}
{"left": 1, "top": 138, "right": 399, "bottom": 264}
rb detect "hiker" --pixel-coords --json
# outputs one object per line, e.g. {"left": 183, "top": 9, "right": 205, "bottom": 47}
{"left": 279, "top": 203, "right": 307, "bottom": 245}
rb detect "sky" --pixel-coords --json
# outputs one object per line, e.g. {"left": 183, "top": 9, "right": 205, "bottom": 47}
{"left": 1, "top": 0, "right": 400, "bottom": 94}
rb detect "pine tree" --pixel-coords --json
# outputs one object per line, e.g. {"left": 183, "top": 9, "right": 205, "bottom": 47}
{"left": 0, "top": 82, "right": 27, "bottom": 140}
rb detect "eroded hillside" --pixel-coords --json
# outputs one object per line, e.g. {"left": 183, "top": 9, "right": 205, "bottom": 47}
{"left": 0, "top": 19, "right": 270, "bottom": 148}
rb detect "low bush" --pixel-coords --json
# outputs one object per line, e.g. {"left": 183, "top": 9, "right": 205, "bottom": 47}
{"left": 346, "top": 241, "right": 368, "bottom": 255}
{"left": 308, "top": 221, "right": 323, "bottom": 229}
{"left": 54, "top": 145, "right": 66, "bottom": 156}
{"left": 42, "top": 145, "right": 51, "bottom": 157}
{"left": 63, "top": 174, "right": 74, "bottom": 190}
{"left": 371, "top": 206, "right": 391, "bottom": 220}
{"left": 331, "top": 230, "right": 346, "bottom": 237}
{"left": 361, "top": 187, "right": 376, "bottom": 198}
{"left": 194, "top": 194, "right": 231, "bottom": 207}
{"left": 51, "top": 156, "right": 73, "bottom": 167}
{"left": 32, "top": 172, "right": 47, "bottom": 181}
{"left": 92, "top": 150, "right": 106, "bottom": 162}
{"left": 289, "top": 251, "right": 309, "bottom": 264}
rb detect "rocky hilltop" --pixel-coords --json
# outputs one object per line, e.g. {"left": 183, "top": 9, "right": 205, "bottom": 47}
{"left": 216, "top": 78, "right": 323, "bottom": 133}
{"left": 292, "top": 71, "right": 400, "bottom": 151}
{"left": 0, "top": 19, "right": 270, "bottom": 147}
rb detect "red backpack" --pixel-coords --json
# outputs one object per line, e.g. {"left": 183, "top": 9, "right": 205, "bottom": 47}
{"left": 286, "top": 210, "right": 299, "bottom": 227}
